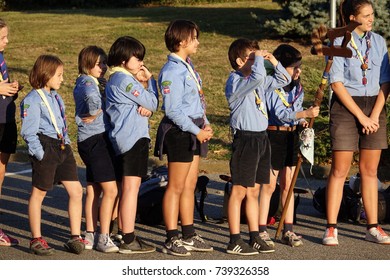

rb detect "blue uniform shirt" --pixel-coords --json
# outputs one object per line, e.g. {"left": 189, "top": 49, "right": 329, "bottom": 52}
{"left": 330, "top": 31, "right": 390, "bottom": 96}
{"left": 0, "top": 52, "right": 16, "bottom": 123}
{"left": 159, "top": 54, "right": 209, "bottom": 136}
{"left": 105, "top": 69, "right": 158, "bottom": 155}
{"left": 73, "top": 74, "right": 108, "bottom": 142}
{"left": 20, "top": 89, "right": 70, "bottom": 161}
{"left": 266, "top": 83, "right": 305, "bottom": 126}
{"left": 225, "top": 56, "right": 291, "bottom": 132}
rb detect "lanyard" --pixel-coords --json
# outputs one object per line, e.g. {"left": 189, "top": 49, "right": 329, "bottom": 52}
{"left": 36, "top": 89, "right": 66, "bottom": 149}
{"left": 350, "top": 32, "right": 371, "bottom": 85}
{"left": 254, "top": 89, "right": 268, "bottom": 119}
{"left": 275, "top": 84, "right": 303, "bottom": 108}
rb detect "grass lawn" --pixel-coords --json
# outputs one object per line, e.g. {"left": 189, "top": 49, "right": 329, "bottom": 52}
{"left": 0, "top": 1, "right": 349, "bottom": 165}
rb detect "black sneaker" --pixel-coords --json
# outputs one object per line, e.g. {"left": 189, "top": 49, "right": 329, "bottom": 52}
{"left": 226, "top": 238, "right": 259, "bottom": 256}
{"left": 162, "top": 236, "right": 191, "bottom": 257}
{"left": 30, "top": 237, "right": 55, "bottom": 256}
{"left": 64, "top": 237, "right": 85, "bottom": 254}
{"left": 119, "top": 236, "right": 156, "bottom": 254}
{"left": 182, "top": 233, "right": 213, "bottom": 252}
{"left": 250, "top": 231, "right": 275, "bottom": 253}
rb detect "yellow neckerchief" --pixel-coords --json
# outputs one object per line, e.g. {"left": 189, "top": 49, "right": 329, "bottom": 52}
{"left": 36, "top": 89, "right": 63, "bottom": 139}
{"left": 170, "top": 53, "right": 202, "bottom": 92}
{"left": 350, "top": 35, "right": 366, "bottom": 66}
{"left": 87, "top": 75, "right": 99, "bottom": 85}
{"left": 274, "top": 88, "right": 290, "bottom": 107}
{"left": 254, "top": 89, "right": 268, "bottom": 119}
{"left": 107, "top": 66, "right": 134, "bottom": 78}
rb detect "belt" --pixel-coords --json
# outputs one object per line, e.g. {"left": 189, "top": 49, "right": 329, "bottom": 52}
{"left": 267, "top": 125, "right": 296, "bottom": 132}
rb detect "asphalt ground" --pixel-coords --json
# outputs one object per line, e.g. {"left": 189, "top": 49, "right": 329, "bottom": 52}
{"left": 1, "top": 159, "right": 390, "bottom": 279}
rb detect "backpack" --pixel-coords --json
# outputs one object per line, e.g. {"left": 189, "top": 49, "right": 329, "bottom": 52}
{"left": 136, "top": 166, "right": 209, "bottom": 225}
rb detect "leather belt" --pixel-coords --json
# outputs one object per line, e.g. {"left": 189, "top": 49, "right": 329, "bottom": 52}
{"left": 267, "top": 125, "right": 296, "bottom": 132}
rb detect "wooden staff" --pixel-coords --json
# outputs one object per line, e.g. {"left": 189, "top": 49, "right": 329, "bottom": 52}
{"left": 274, "top": 20, "right": 360, "bottom": 239}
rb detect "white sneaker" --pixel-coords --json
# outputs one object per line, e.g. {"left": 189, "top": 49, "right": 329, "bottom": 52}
{"left": 96, "top": 233, "right": 119, "bottom": 253}
{"left": 322, "top": 227, "right": 338, "bottom": 246}
{"left": 83, "top": 231, "right": 96, "bottom": 250}
{"left": 365, "top": 226, "right": 390, "bottom": 244}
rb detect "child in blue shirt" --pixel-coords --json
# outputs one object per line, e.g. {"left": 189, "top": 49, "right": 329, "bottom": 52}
{"left": 73, "top": 45, "right": 119, "bottom": 253}
{"left": 225, "top": 38, "right": 290, "bottom": 255}
{"left": 259, "top": 44, "right": 319, "bottom": 249}
{"left": 105, "top": 36, "right": 158, "bottom": 254}
{"left": 21, "top": 55, "right": 86, "bottom": 256}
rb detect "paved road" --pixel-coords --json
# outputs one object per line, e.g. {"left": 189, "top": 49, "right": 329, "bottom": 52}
{"left": 1, "top": 160, "right": 390, "bottom": 279}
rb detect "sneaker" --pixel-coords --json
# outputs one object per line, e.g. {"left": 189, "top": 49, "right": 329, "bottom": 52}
{"left": 0, "top": 229, "right": 19, "bottom": 246}
{"left": 119, "top": 236, "right": 156, "bottom": 254}
{"left": 30, "top": 237, "right": 55, "bottom": 256}
{"left": 227, "top": 238, "right": 259, "bottom": 256}
{"left": 162, "top": 236, "right": 191, "bottom": 257}
{"left": 251, "top": 231, "right": 275, "bottom": 253}
{"left": 64, "top": 237, "right": 85, "bottom": 254}
{"left": 82, "top": 231, "right": 96, "bottom": 250}
{"left": 182, "top": 233, "right": 213, "bottom": 252}
{"left": 281, "top": 231, "right": 303, "bottom": 247}
{"left": 96, "top": 233, "right": 119, "bottom": 253}
{"left": 322, "top": 227, "right": 338, "bottom": 246}
{"left": 365, "top": 226, "right": 390, "bottom": 245}
{"left": 110, "top": 232, "right": 123, "bottom": 247}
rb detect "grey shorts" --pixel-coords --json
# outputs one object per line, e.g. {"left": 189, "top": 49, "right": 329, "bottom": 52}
{"left": 330, "top": 95, "right": 388, "bottom": 151}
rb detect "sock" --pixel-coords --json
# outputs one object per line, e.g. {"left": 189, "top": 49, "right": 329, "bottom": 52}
{"left": 283, "top": 223, "right": 293, "bottom": 234}
{"left": 122, "top": 232, "right": 135, "bottom": 244}
{"left": 326, "top": 223, "right": 337, "bottom": 229}
{"left": 259, "top": 225, "right": 267, "bottom": 232}
{"left": 249, "top": 231, "right": 259, "bottom": 244}
{"left": 71, "top": 235, "right": 79, "bottom": 240}
{"left": 367, "top": 224, "right": 378, "bottom": 230}
{"left": 230, "top": 234, "right": 240, "bottom": 244}
{"left": 166, "top": 229, "right": 179, "bottom": 242}
{"left": 181, "top": 224, "right": 195, "bottom": 240}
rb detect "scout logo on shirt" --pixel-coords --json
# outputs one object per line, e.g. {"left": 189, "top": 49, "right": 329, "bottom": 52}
{"left": 132, "top": 89, "right": 140, "bottom": 97}
{"left": 161, "top": 80, "right": 172, "bottom": 94}
{"left": 126, "top": 83, "right": 133, "bottom": 92}
{"left": 22, "top": 104, "right": 30, "bottom": 117}
{"left": 84, "top": 80, "right": 93, "bottom": 86}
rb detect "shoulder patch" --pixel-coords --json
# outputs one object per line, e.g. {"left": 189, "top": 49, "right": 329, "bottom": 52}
{"left": 161, "top": 80, "right": 172, "bottom": 95}
{"left": 22, "top": 103, "right": 30, "bottom": 118}
{"left": 161, "top": 81, "right": 172, "bottom": 87}
{"left": 126, "top": 83, "right": 133, "bottom": 92}
{"left": 132, "top": 89, "right": 140, "bottom": 97}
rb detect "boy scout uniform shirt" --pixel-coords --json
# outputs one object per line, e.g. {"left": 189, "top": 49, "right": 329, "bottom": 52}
{"left": 225, "top": 55, "right": 291, "bottom": 132}
{"left": 330, "top": 31, "right": 390, "bottom": 96}
{"left": 0, "top": 52, "right": 16, "bottom": 124}
{"left": 266, "top": 84, "right": 305, "bottom": 127}
{"left": 159, "top": 54, "right": 210, "bottom": 136}
{"left": 20, "top": 89, "right": 70, "bottom": 161}
{"left": 73, "top": 74, "right": 107, "bottom": 142}
{"left": 105, "top": 70, "right": 158, "bottom": 156}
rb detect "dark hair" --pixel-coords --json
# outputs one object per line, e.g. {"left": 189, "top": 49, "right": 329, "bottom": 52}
{"left": 273, "top": 44, "right": 302, "bottom": 68}
{"left": 29, "top": 55, "right": 63, "bottom": 89}
{"left": 78, "top": 46, "right": 107, "bottom": 75}
{"left": 0, "top": 18, "right": 7, "bottom": 29}
{"left": 165, "top": 19, "right": 200, "bottom": 53}
{"left": 228, "top": 38, "right": 260, "bottom": 70}
{"left": 339, "top": 0, "right": 373, "bottom": 25}
{"left": 107, "top": 36, "right": 145, "bottom": 67}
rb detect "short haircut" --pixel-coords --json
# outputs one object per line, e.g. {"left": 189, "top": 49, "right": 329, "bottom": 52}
{"left": 107, "top": 36, "right": 145, "bottom": 67}
{"left": 165, "top": 19, "right": 200, "bottom": 53}
{"left": 0, "top": 18, "right": 7, "bottom": 29}
{"left": 228, "top": 38, "right": 260, "bottom": 70}
{"left": 273, "top": 44, "right": 302, "bottom": 68}
{"left": 78, "top": 46, "right": 107, "bottom": 75}
{"left": 29, "top": 55, "right": 63, "bottom": 89}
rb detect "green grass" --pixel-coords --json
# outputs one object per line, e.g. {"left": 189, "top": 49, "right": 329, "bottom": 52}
{"left": 2, "top": 1, "right": 335, "bottom": 164}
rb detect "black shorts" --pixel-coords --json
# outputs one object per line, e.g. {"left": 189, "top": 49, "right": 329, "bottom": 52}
{"left": 118, "top": 137, "right": 149, "bottom": 177}
{"left": 78, "top": 132, "right": 117, "bottom": 183}
{"left": 330, "top": 95, "right": 388, "bottom": 151}
{"left": 30, "top": 134, "right": 79, "bottom": 191}
{"left": 0, "top": 122, "right": 17, "bottom": 154}
{"left": 163, "top": 126, "right": 200, "bottom": 162}
{"left": 268, "top": 129, "right": 299, "bottom": 170}
{"left": 230, "top": 130, "right": 271, "bottom": 187}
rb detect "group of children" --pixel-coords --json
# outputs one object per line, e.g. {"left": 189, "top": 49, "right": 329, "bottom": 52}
{"left": 0, "top": 0, "right": 390, "bottom": 257}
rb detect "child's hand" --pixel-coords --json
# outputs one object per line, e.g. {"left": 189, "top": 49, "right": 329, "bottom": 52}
{"left": 138, "top": 106, "right": 153, "bottom": 117}
{"left": 196, "top": 128, "right": 213, "bottom": 143}
{"left": 305, "top": 106, "right": 320, "bottom": 118}
{"left": 0, "top": 80, "right": 19, "bottom": 96}
{"left": 136, "top": 66, "right": 152, "bottom": 82}
{"left": 263, "top": 53, "right": 278, "bottom": 67}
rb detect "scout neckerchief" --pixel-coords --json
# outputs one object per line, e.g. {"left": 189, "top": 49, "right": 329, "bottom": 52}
{"left": 0, "top": 52, "right": 9, "bottom": 99}
{"left": 108, "top": 66, "right": 134, "bottom": 78}
{"left": 36, "top": 89, "right": 67, "bottom": 150}
{"left": 275, "top": 83, "right": 303, "bottom": 108}
{"left": 87, "top": 74, "right": 99, "bottom": 85}
{"left": 170, "top": 53, "right": 207, "bottom": 117}
{"left": 350, "top": 31, "right": 371, "bottom": 85}
{"left": 254, "top": 89, "right": 268, "bottom": 119}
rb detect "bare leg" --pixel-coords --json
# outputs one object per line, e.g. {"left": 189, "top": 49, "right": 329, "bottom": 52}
{"left": 62, "top": 181, "right": 84, "bottom": 236}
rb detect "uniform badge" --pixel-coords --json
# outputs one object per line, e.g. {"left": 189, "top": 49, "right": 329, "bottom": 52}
{"left": 126, "top": 83, "right": 133, "bottom": 92}
{"left": 161, "top": 81, "right": 172, "bottom": 95}
{"left": 132, "top": 90, "right": 140, "bottom": 97}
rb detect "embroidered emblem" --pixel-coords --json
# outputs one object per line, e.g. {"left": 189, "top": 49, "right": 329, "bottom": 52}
{"left": 161, "top": 81, "right": 172, "bottom": 87}
{"left": 161, "top": 81, "right": 172, "bottom": 95}
{"left": 132, "top": 89, "right": 140, "bottom": 97}
{"left": 126, "top": 83, "right": 133, "bottom": 92}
